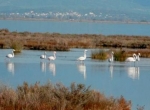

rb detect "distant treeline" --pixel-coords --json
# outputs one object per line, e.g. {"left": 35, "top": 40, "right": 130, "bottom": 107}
{"left": 0, "top": 29, "right": 150, "bottom": 51}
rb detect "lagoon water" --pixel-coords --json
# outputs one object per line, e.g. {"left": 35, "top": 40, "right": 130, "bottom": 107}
{"left": 1, "top": 20, "right": 150, "bottom": 109}
{"left": 0, "top": 20, "right": 150, "bottom": 36}
{"left": 0, "top": 49, "right": 150, "bottom": 110}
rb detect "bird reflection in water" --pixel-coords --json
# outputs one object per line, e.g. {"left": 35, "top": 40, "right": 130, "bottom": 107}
{"left": 109, "top": 64, "right": 113, "bottom": 79}
{"left": 6, "top": 61, "right": 15, "bottom": 75}
{"left": 77, "top": 63, "right": 86, "bottom": 80}
{"left": 40, "top": 61, "right": 47, "bottom": 73}
{"left": 48, "top": 63, "right": 56, "bottom": 76}
{"left": 127, "top": 66, "right": 140, "bottom": 80}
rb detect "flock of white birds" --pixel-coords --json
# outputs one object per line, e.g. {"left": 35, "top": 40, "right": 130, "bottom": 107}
{"left": 40, "top": 51, "right": 57, "bottom": 61}
{"left": 5, "top": 49, "right": 140, "bottom": 63}
{"left": 5, "top": 49, "right": 88, "bottom": 62}
{"left": 108, "top": 51, "right": 141, "bottom": 63}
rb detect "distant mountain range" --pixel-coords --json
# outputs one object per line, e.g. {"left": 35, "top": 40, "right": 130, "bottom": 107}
{"left": 0, "top": 0, "right": 150, "bottom": 22}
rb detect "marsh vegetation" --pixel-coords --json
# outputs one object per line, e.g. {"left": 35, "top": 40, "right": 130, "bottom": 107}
{"left": 0, "top": 82, "right": 132, "bottom": 110}
{"left": 0, "top": 29, "right": 150, "bottom": 52}
{"left": 91, "top": 50, "right": 108, "bottom": 60}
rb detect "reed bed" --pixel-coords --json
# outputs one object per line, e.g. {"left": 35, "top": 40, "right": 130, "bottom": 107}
{"left": 0, "top": 82, "right": 133, "bottom": 110}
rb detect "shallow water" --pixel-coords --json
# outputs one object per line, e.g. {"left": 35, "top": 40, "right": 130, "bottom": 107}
{"left": 0, "top": 49, "right": 150, "bottom": 110}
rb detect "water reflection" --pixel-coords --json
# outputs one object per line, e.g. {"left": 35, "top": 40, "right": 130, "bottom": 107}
{"left": 40, "top": 61, "right": 46, "bottom": 73}
{"left": 6, "top": 61, "right": 15, "bottom": 75}
{"left": 77, "top": 63, "right": 86, "bottom": 79}
{"left": 109, "top": 64, "right": 113, "bottom": 79}
{"left": 48, "top": 63, "right": 56, "bottom": 76}
{"left": 127, "top": 66, "right": 140, "bottom": 80}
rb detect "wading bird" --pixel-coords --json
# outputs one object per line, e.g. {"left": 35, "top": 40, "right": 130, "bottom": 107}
{"left": 126, "top": 53, "right": 137, "bottom": 66}
{"left": 48, "top": 51, "right": 56, "bottom": 61}
{"left": 108, "top": 51, "right": 114, "bottom": 62}
{"left": 126, "top": 53, "right": 136, "bottom": 62}
{"left": 77, "top": 50, "right": 87, "bottom": 63}
{"left": 40, "top": 51, "right": 46, "bottom": 59}
{"left": 6, "top": 49, "right": 15, "bottom": 60}
{"left": 136, "top": 53, "right": 141, "bottom": 61}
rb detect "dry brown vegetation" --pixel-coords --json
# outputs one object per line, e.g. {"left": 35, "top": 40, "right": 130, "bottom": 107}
{"left": 0, "top": 29, "right": 150, "bottom": 51}
{"left": 91, "top": 50, "right": 108, "bottom": 60}
{"left": 0, "top": 82, "right": 132, "bottom": 110}
{"left": 92, "top": 48, "right": 150, "bottom": 61}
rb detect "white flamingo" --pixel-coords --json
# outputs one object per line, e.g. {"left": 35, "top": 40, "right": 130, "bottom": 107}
{"left": 125, "top": 53, "right": 136, "bottom": 62}
{"left": 136, "top": 53, "right": 141, "bottom": 61}
{"left": 40, "top": 51, "right": 46, "bottom": 59}
{"left": 48, "top": 51, "right": 56, "bottom": 61}
{"left": 6, "top": 49, "right": 15, "bottom": 59}
{"left": 77, "top": 50, "right": 87, "bottom": 62}
{"left": 108, "top": 51, "right": 114, "bottom": 62}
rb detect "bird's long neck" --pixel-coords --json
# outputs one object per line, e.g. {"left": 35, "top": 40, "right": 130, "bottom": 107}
{"left": 133, "top": 54, "right": 136, "bottom": 60}
{"left": 12, "top": 51, "right": 14, "bottom": 57}
{"left": 136, "top": 54, "right": 140, "bottom": 61}
{"left": 111, "top": 53, "right": 113, "bottom": 61}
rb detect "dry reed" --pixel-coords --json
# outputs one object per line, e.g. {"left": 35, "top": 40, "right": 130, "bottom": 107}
{"left": 0, "top": 82, "right": 133, "bottom": 110}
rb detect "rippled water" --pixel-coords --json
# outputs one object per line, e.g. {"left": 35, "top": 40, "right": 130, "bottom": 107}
{"left": 0, "top": 49, "right": 150, "bottom": 110}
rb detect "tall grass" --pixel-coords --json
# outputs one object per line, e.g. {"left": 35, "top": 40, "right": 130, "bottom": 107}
{"left": 114, "top": 50, "right": 127, "bottom": 62}
{"left": 91, "top": 50, "right": 108, "bottom": 60}
{"left": 10, "top": 41, "right": 23, "bottom": 53}
{"left": 0, "top": 82, "right": 132, "bottom": 110}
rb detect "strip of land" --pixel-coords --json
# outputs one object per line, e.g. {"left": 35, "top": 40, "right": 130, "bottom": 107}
{"left": 0, "top": 29, "right": 150, "bottom": 57}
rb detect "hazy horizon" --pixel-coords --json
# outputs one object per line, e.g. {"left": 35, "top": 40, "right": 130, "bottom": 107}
{"left": 0, "top": 0, "right": 150, "bottom": 22}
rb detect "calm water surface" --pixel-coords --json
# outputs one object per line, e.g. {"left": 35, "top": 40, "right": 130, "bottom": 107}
{"left": 0, "top": 49, "right": 150, "bottom": 110}
{"left": 0, "top": 20, "right": 150, "bottom": 36}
